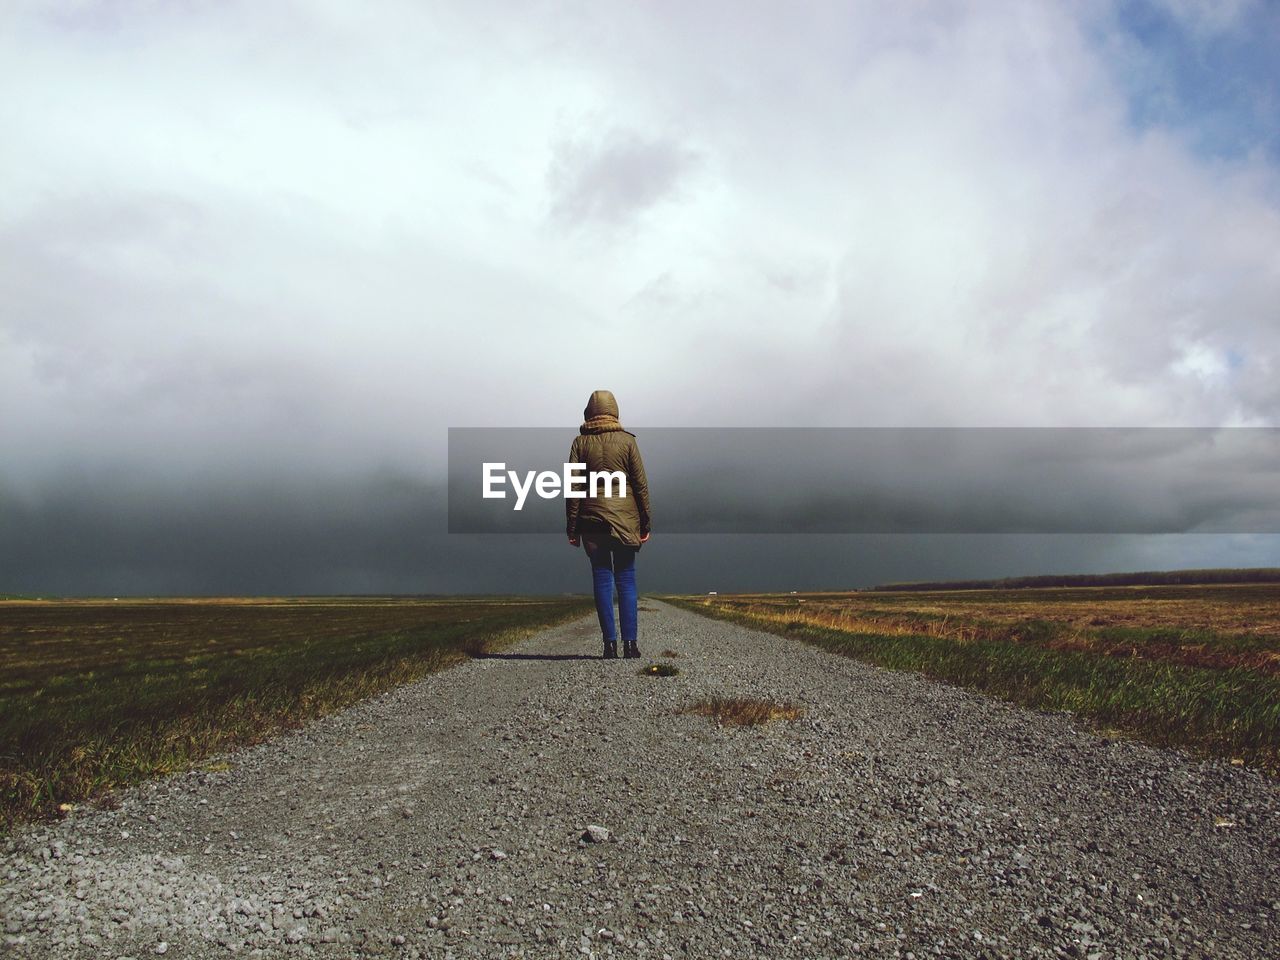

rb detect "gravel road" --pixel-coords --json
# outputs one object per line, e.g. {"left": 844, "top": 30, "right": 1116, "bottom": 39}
{"left": 3, "top": 600, "right": 1277, "bottom": 959}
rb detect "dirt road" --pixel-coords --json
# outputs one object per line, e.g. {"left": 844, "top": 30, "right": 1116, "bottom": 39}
{"left": 3, "top": 601, "right": 1276, "bottom": 958}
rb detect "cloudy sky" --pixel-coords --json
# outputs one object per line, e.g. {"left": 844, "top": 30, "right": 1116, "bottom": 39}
{"left": 3, "top": 0, "right": 1279, "bottom": 594}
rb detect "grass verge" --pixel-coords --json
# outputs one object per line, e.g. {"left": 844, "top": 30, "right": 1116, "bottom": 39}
{"left": 0, "top": 597, "right": 591, "bottom": 832}
{"left": 666, "top": 596, "right": 1280, "bottom": 771}
{"left": 681, "top": 696, "right": 803, "bottom": 727}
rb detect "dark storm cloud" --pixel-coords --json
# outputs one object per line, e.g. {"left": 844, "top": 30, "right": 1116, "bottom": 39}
{"left": 1, "top": 468, "right": 1267, "bottom": 596}
{"left": 0, "top": 472, "right": 443, "bottom": 597}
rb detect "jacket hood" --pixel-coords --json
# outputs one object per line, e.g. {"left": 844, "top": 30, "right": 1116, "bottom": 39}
{"left": 583, "top": 390, "right": 619, "bottom": 421}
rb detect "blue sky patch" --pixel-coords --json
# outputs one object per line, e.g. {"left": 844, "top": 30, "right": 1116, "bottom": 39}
{"left": 1093, "top": 0, "right": 1280, "bottom": 162}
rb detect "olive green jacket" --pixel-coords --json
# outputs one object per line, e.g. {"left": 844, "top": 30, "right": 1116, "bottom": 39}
{"left": 566, "top": 391, "right": 651, "bottom": 546}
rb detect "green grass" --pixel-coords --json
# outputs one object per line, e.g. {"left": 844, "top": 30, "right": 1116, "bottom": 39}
{"left": 0, "top": 596, "right": 591, "bottom": 831}
{"left": 667, "top": 596, "right": 1280, "bottom": 770}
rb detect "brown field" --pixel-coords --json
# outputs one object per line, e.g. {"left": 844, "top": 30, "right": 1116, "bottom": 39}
{"left": 669, "top": 583, "right": 1280, "bottom": 770}
{"left": 0, "top": 596, "right": 591, "bottom": 831}
{"left": 695, "top": 583, "right": 1280, "bottom": 674}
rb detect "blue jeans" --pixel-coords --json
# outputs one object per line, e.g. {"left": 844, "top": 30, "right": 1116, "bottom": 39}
{"left": 583, "top": 535, "right": 637, "bottom": 642}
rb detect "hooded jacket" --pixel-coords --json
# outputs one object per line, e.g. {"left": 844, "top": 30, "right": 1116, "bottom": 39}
{"left": 566, "top": 390, "right": 651, "bottom": 547}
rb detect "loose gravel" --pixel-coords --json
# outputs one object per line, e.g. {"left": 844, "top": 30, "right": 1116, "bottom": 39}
{"left": 2, "top": 600, "right": 1276, "bottom": 959}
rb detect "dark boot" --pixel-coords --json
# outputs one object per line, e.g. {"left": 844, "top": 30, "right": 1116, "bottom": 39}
{"left": 603, "top": 641, "right": 618, "bottom": 659}
{"left": 623, "top": 639, "right": 640, "bottom": 659}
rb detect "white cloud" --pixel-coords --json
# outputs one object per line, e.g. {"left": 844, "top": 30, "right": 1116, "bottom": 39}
{"left": 2, "top": 0, "right": 1278, "bottom": 483}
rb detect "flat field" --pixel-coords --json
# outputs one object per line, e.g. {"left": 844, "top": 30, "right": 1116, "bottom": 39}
{"left": 0, "top": 596, "right": 590, "bottom": 831}
{"left": 668, "top": 583, "right": 1280, "bottom": 770}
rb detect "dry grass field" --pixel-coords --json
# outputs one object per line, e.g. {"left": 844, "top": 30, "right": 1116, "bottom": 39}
{"left": 669, "top": 583, "right": 1280, "bottom": 770}
{"left": 0, "top": 596, "right": 591, "bottom": 831}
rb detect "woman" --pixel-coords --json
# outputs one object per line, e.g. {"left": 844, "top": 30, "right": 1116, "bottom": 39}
{"left": 566, "top": 390, "right": 651, "bottom": 659}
